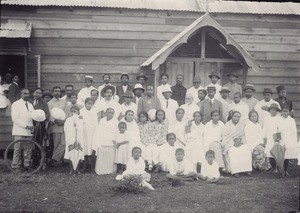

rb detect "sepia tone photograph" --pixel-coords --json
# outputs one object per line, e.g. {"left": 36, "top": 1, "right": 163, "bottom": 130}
{"left": 0, "top": 0, "right": 299, "bottom": 212}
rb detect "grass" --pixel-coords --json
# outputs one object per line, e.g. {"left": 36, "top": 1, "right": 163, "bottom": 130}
{"left": 0, "top": 159, "right": 299, "bottom": 213}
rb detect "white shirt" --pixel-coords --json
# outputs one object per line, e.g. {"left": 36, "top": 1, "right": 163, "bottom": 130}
{"left": 201, "top": 161, "right": 220, "bottom": 179}
{"left": 95, "top": 98, "right": 120, "bottom": 119}
{"left": 187, "top": 86, "right": 204, "bottom": 104}
{"left": 11, "top": 99, "right": 34, "bottom": 136}
{"left": 157, "top": 83, "right": 171, "bottom": 103}
{"left": 77, "top": 86, "right": 96, "bottom": 107}
{"left": 160, "top": 98, "right": 179, "bottom": 123}
{"left": 203, "top": 121, "right": 224, "bottom": 151}
{"left": 254, "top": 99, "right": 280, "bottom": 127}
{"left": 122, "top": 85, "right": 128, "bottom": 93}
{"left": 169, "top": 159, "right": 195, "bottom": 176}
{"left": 119, "top": 102, "right": 137, "bottom": 118}
{"left": 181, "top": 103, "right": 199, "bottom": 123}
{"left": 228, "top": 101, "right": 249, "bottom": 125}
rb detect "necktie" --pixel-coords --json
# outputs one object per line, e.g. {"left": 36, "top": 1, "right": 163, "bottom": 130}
{"left": 25, "top": 102, "right": 29, "bottom": 111}
{"left": 209, "top": 99, "right": 213, "bottom": 108}
{"left": 166, "top": 100, "right": 169, "bottom": 109}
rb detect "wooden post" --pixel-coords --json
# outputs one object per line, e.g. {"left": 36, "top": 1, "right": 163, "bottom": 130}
{"left": 154, "top": 67, "right": 160, "bottom": 98}
{"left": 201, "top": 30, "right": 206, "bottom": 59}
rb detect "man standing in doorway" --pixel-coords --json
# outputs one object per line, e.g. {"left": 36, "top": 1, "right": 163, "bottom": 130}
{"left": 8, "top": 75, "right": 20, "bottom": 104}
{"left": 11, "top": 88, "right": 34, "bottom": 170}
{"left": 223, "top": 72, "right": 242, "bottom": 100}
{"left": 171, "top": 74, "right": 187, "bottom": 106}
{"left": 157, "top": 74, "right": 171, "bottom": 104}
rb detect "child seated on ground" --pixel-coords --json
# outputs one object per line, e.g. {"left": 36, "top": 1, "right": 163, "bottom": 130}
{"left": 114, "top": 122, "right": 130, "bottom": 174}
{"left": 166, "top": 148, "right": 197, "bottom": 185}
{"left": 197, "top": 150, "right": 220, "bottom": 183}
{"left": 64, "top": 106, "right": 84, "bottom": 175}
{"left": 155, "top": 133, "right": 180, "bottom": 172}
{"left": 115, "top": 147, "right": 154, "bottom": 190}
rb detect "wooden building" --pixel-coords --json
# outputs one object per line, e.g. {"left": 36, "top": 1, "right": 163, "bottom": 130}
{"left": 0, "top": 0, "right": 300, "bottom": 148}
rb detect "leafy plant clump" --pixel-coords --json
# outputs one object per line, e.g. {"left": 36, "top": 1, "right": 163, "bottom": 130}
{"left": 112, "top": 175, "right": 146, "bottom": 194}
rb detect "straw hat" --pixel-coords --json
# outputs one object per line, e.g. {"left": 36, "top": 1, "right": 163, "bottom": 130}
{"left": 208, "top": 71, "right": 220, "bottom": 79}
{"left": 132, "top": 83, "right": 145, "bottom": 92}
{"left": 51, "top": 107, "right": 66, "bottom": 120}
{"left": 31, "top": 109, "right": 46, "bottom": 122}
{"left": 268, "top": 103, "right": 281, "bottom": 112}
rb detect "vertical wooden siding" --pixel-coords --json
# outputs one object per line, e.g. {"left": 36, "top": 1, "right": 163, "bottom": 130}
{"left": 1, "top": 6, "right": 300, "bottom": 135}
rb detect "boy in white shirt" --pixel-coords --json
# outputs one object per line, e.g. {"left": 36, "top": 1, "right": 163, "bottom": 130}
{"left": 197, "top": 150, "right": 220, "bottom": 183}
{"left": 166, "top": 148, "right": 197, "bottom": 186}
{"left": 156, "top": 133, "right": 180, "bottom": 172}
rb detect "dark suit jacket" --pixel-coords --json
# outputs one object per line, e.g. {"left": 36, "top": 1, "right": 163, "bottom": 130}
{"left": 116, "top": 84, "right": 134, "bottom": 104}
{"left": 200, "top": 98, "right": 224, "bottom": 124}
{"left": 8, "top": 82, "right": 20, "bottom": 104}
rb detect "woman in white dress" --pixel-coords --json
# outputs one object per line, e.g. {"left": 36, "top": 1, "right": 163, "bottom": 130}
{"left": 222, "top": 111, "right": 252, "bottom": 177}
{"left": 203, "top": 110, "right": 225, "bottom": 170}
{"left": 280, "top": 107, "right": 298, "bottom": 176}
{"left": 168, "top": 108, "right": 187, "bottom": 147}
{"left": 245, "top": 111, "right": 271, "bottom": 171}
{"left": 185, "top": 111, "right": 205, "bottom": 168}
{"left": 92, "top": 108, "right": 118, "bottom": 175}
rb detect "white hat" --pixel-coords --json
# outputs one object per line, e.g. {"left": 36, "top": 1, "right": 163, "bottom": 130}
{"left": 132, "top": 83, "right": 145, "bottom": 92}
{"left": 31, "top": 109, "right": 46, "bottom": 122}
{"left": 148, "top": 109, "right": 157, "bottom": 122}
{"left": 51, "top": 107, "right": 66, "bottom": 120}
{"left": 162, "top": 86, "right": 172, "bottom": 94}
{"left": 85, "top": 75, "right": 93, "bottom": 80}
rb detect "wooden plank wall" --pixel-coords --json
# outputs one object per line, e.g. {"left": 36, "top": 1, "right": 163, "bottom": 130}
{"left": 1, "top": 6, "right": 300, "bottom": 137}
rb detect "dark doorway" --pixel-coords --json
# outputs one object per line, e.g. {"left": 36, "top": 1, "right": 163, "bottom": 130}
{"left": 0, "top": 55, "right": 25, "bottom": 88}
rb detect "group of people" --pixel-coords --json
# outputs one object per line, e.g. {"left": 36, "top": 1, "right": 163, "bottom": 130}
{"left": 3, "top": 70, "right": 299, "bottom": 188}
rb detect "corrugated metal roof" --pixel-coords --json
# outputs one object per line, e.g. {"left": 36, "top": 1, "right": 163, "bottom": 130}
{"left": 1, "top": 0, "right": 299, "bottom": 15}
{"left": 0, "top": 0, "right": 203, "bottom": 12}
{"left": 0, "top": 20, "right": 32, "bottom": 38}
{"left": 208, "top": 1, "right": 300, "bottom": 15}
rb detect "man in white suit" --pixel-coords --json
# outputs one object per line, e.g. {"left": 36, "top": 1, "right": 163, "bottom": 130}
{"left": 11, "top": 88, "right": 34, "bottom": 170}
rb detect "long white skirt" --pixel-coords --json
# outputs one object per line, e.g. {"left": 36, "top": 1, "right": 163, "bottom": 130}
{"left": 142, "top": 144, "right": 159, "bottom": 165}
{"left": 95, "top": 146, "right": 116, "bottom": 175}
{"left": 185, "top": 140, "right": 205, "bottom": 166}
{"left": 227, "top": 144, "right": 252, "bottom": 174}
{"left": 115, "top": 143, "right": 130, "bottom": 165}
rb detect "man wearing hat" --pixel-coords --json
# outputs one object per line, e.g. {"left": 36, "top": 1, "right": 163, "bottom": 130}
{"left": 223, "top": 71, "right": 242, "bottom": 100}
{"left": 48, "top": 86, "right": 68, "bottom": 166}
{"left": 219, "top": 87, "right": 232, "bottom": 121}
{"left": 171, "top": 74, "right": 187, "bottom": 106}
{"left": 187, "top": 76, "right": 204, "bottom": 105}
{"left": 119, "top": 91, "right": 137, "bottom": 120}
{"left": 137, "top": 85, "right": 161, "bottom": 116}
{"left": 77, "top": 75, "right": 96, "bottom": 107}
{"left": 96, "top": 85, "right": 120, "bottom": 119}
{"left": 160, "top": 85, "right": 179, "bottom": 122}
{"left": 116, "top": 72, "right": 133, "bottom": 104}
{"left": 199, "top": 86, "right": 224, "bottom": 124}
{"left": 241, "top": 84, "right": 258, "bottom": 112}
{"left": 157, "top": 74, "right": 171, "bottom": 104}
{"left": 11, "top": 88, "right": 34, "bottom": 170}
{"left": 206, "top": 71, "right": 222, "bottom": 100}
{"left": 136, "top": 73, "right": 148, "bottom": 90}
{"left": 98, "top": 74, "right": 118, "bottom": 101}
{"left": 254, "top": 88, "right": 281, "bottom": 127}
{"left": 43, "top": 90, "right": 53, "bottom": 103}
{"left": 132, "top": 83, "right": 145, "bottom": 105}
{"left": 275, "top": 85, "right": 294, "bottom": 117}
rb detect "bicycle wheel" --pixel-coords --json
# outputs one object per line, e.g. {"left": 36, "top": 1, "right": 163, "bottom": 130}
{"left": 4, "top": 139, "right": 45, "bottom": 175}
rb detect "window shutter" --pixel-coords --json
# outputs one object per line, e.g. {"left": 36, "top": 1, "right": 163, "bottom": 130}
{"left": 26, "top": 55, "right": 41, "bottom": 91}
